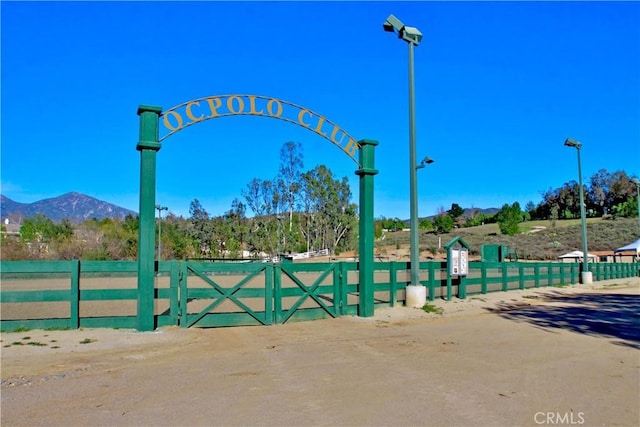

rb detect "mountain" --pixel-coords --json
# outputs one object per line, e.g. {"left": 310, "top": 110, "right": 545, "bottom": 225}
{"left": 1, "top": 192, "right": 137, "bottom": 223}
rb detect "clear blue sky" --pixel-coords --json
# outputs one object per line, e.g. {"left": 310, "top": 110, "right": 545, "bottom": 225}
{"left": 2, "top": 1, "right": 639, "bottom": 220}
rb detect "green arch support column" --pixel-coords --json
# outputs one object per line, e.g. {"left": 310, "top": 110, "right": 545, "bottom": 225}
{"left": 136, "top": 105, "right": 162, "bottom": 332}
{"left": 356, "top": 139, "right": 379, "bottom": 317}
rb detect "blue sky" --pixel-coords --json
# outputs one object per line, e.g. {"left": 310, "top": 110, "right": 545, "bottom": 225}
{"left": 2, "top": 1, "right": 639, "bottom": 220}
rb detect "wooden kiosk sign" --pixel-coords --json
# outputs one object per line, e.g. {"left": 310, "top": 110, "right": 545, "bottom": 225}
{"left": 135, "top": 95, "right": 378, "bottom": 331}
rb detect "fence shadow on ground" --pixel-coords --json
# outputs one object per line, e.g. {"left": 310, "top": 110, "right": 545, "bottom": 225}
{"left": 486, "top": 292, "right": 640, "bottom": 349}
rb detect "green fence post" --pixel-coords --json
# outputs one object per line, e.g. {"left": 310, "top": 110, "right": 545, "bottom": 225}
{"left": 265, "top": 264, "right": 274, "bottom": 325}
{"left": 519, "top": 264, "right": 525, "bottom": 290}
{"left": 169, "top": 260, "right": 180, "bottom": 326}
{"left": 179, "top": 261, "right": 188, "bottom": 328}
{"left": 547, "top": 262, "right": 553, "bottom": 286}
{"left": 459, "top": 275, "right": 467, "bottom": 299}
{"left": 534, "top": 264, "right": 541, "bottom": 288}
{"left": 342, "top": 262, "right": 350, "bottom": 315}
{"left": 136, "top": 105, "right": 162, "bottom": 332}
{"left": 389, "top": 261, "right": 398, "bottom": 307}
{"left": 355, "top": 139, "right": 378, "bottom": 317}
{"left": 333, "top": 262, "right": 346, "bottom": 315}
{"left": 481, "top": 262, "right": 487, "bottom": 294}
{"left": 273, "top": 263, "right": 282, "bottom": 323}
{"left": 70, "top": 260, "right": 80, "bottom": 329}
{"left": 559, "top": 263, "right": 566, "bottom": 286}
{"left": 502, "top": 262, "right": 508, "bottom": 292}
{"left": 426, "top": 262, "right": 435, "bottom": 301}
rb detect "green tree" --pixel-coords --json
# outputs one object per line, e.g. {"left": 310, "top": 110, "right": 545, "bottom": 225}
{"left": 189, "top": 199, "right": 213, "bottom": 257}
{"left": 433, "top": 214, "right": 454, "bottom": 234}
{"left": 496, "top": 202, "right": 523, "bottom": 236}
{"left": 612, "top": 197, "right": 638, "bottom": 219}
{"left": 419, "top": 218, "right": 434, "bottom": 231}
{"left": 161, "top": 214, "right": 196, "bottom": 259}
{"left": 20, "top": 213, "right": 58, "bottom": 242}
{"left": 225, "top": 198, "right": 249, "bottom": 258}
{"left": 447, "top": 203, "right": 464, "bottom": 220}
{"left": 277, "top": 141, "right": 304, "bottom": 234}
{"left": 242, "top": 179, "right": 281, "bottom": 257}
{"left": 300, "top": 165, "right": 356, "bottom": 254}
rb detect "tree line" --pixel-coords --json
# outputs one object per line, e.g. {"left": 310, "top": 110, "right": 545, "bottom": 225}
{"left": 1, "top": 160, "right": 637, "bottom": 260}
{"left": 1, "top": 142, "right": 359, "bottom": 261}
{"left": 376, "top": 168, "right": 638, "bottom": 237}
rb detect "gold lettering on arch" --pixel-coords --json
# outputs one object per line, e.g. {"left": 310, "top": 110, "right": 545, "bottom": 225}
{"left": 162, "top": 110, "right": 183, "bottom": 131}
{"left": 158, "top": 95, "right": 361, "bottom": 163}
{"left": 185, "top": 101, "right": 204, "bottom": 122}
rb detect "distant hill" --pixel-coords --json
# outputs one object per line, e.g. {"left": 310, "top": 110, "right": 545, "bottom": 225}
{"left": 416, "top": 207, "right": 500, "bottom": 222}
{"left": 1, "top": 192, "right": 137, "bottom": 223}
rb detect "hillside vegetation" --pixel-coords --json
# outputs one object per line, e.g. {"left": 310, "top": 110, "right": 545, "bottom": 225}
{"left": 374, "top": 217, "right": 639, "bottom": 261}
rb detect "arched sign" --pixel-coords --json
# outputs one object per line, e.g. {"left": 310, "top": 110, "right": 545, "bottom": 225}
{"left": 135, "top": 99, "right": 377, "bottom": 332}
{"left": 160, "top": 94, "right": 361, "bottom": 165}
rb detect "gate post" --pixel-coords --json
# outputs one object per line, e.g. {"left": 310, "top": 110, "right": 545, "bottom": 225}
{"left": 136, "top": 105, "right": 162, "bottom": 331}
{"left": 356, "top": 139, "right": 378, "bottom": 317}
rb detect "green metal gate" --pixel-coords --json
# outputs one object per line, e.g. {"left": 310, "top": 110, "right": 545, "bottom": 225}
{"left": 179, "top": 261, "right": 349, "bottom": 328}
{"left": 275, "top": 262, "right": 346, "bottom": 323}
{"left": 180, "top": 261, "right": 274, "bottom": 328}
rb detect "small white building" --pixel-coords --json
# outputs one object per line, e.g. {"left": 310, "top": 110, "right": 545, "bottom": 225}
{"left": 557, "top": 250, "right": 599, "bottom": 263}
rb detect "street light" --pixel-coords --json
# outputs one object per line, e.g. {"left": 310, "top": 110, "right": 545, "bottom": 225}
{"left": 416, "top": 156, "right": 434, "bottom": 170}
{"left": 383, "top": 14, "right": 426, "bottom": 307}
{"left": 564, "top": 138, "right": 592, "bottom": 284}
{"left": 155, "top": 205, "right": 168, "bottom": 261}
{"left": 632, "top": 178, "right": 640, "bottom": 234}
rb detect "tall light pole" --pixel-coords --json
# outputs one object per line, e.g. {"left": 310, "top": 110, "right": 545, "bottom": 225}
{"left": 155, "top": 205, "right": 168, "bottom": 261}
{"left": 632, "top": 178, "right": 640, "bottom": 234}
{"left": 564, "top": 138, "right": 592, "bottom": 284}
{"left": 383, "top": 14, "right": 427, "bottom": 307}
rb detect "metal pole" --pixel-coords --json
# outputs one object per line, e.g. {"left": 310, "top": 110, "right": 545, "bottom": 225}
{"left": 158, "top": 209, "right": 163, "bottom": 261}
{"left": 155, "top": 205, "right": 167, "bottom": 261}
{"left": 408, "top": 41, "right": 420, "bottom": 288}
{"left": 576, "top": 148, "right": 589, "bottom": 274}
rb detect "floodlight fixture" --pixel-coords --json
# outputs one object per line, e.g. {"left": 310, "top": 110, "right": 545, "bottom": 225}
{"left": 564, "top": 137, "right": 582, "bottom": 149}
{"left": 416, "top": 156, "right": 434, "bottom": 169}
{"left": 401, "top": 26, "right": 423, "bottom": 45}
{"left": 383, "top": 14, "right": 422, "bottom": 46}
{"left": 383, "top": 14, "right": 404, "bottom": 32}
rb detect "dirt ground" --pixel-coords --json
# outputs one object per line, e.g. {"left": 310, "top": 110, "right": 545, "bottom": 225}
{"left": 1, "top": 278, "right": 639, "bottom": 427}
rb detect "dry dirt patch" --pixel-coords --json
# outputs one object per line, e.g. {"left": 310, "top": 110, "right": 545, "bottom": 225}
{"left": 1, "top": 278, "right": 638, "bottom": 427}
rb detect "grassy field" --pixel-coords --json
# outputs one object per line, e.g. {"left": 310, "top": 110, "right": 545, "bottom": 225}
{"left": 375, "top": 217, "right": 639, "bottom": 261}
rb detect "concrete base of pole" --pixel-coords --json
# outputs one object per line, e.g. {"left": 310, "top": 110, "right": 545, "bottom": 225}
{"left": 581, "top": 271, "right": 593, "bottom": 284}
{"left": 406, "top": 285, "right": 427, "bottom": 308}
